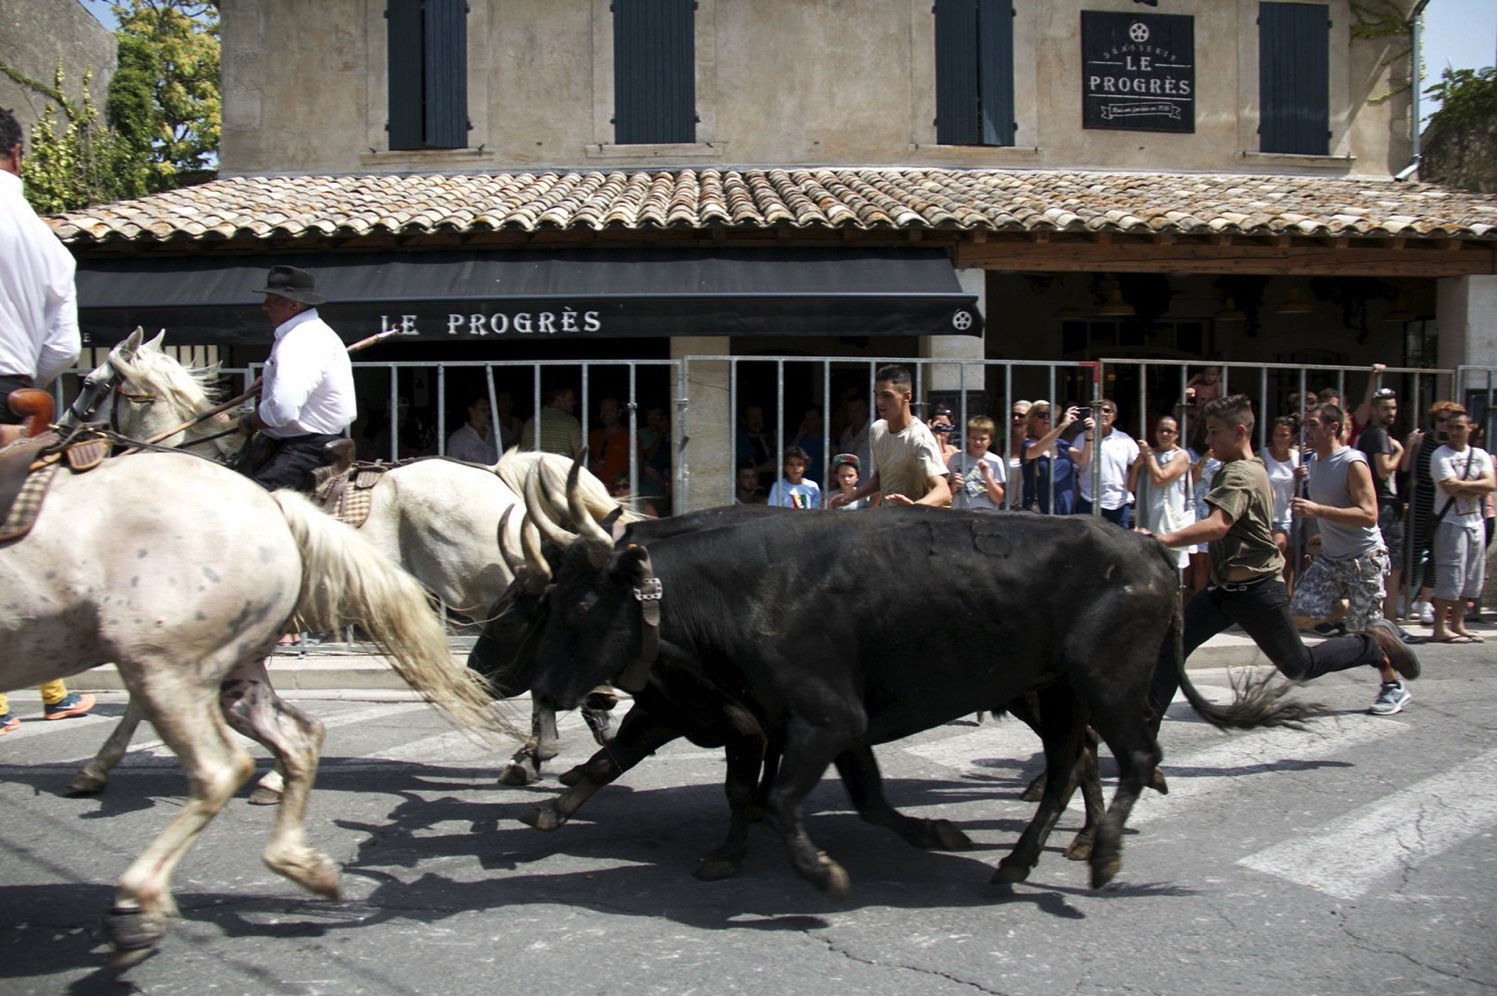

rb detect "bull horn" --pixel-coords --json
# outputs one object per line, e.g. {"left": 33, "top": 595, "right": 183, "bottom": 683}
{"left": 519, "top": 512, "right": 551, "bottom": 592}
{"left": 524, "top": 471, "right": 579, "bottom": 551}
{"left": 496, "top": 505, "right": 526, "bottom": 577}
{"left": 565, "top": 453, "right": 615, "bottom": 560}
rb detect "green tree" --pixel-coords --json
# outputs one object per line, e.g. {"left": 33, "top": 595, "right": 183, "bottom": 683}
{"left": 1424, "top": 66, "right": 1497, "bottom": 134}
{"left": 105, "top": 0, "right": 221, "bottom": 187}
{"left": 13, "top": 65, "right": 152, "bottom": 213}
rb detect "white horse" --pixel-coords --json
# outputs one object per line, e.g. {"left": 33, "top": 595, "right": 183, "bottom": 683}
{"left": 73, "top": 329, "right": 636, "bottom": 795}
{"left": 0, "top": 449, "right": 504, "bottom": 965}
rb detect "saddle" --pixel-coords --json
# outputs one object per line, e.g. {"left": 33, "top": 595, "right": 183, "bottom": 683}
{"left": 311, "top": 440, "right": 389, "bottom": 528}
{"left": 0, "top": 390, "right": 112, "bottom": 543}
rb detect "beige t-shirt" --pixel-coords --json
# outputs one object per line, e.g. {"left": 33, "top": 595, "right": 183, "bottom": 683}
{"left": 871, "top": 418, "right": 947, "bottom": 501}
{"left": 1204, "top": 457, "right": 1285, "bottom": 584}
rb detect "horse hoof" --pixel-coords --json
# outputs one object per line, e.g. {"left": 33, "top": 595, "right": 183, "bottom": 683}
{"left": 498, "top": 762, "right": 537, "bottom": 786}
{"left": 104, "top": 905, "right": 164, "bottom": 962}
{"left": 516, "top": 806, "right": 562, "bottom": 832}
{"left": 693, "top": 857, "right": 743, "bottom": 882}
{"left": 991, "top": 858, "right": 1032, "bottom": 885}
{"left": 67, "top": 773, "right": 108, "bottom": 796}
{"left": 930, "top": 819, "right": 974, "bottom": 852}
{"left": 247, "top": 786, "right": 282, "bottom": 806}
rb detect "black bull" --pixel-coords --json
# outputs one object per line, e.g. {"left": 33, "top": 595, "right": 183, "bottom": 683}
{"left": 493, "top": 506, "right": 1315, "bottom": 895}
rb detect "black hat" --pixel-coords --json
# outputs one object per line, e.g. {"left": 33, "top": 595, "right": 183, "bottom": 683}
{"left": 252, "top": 265, "right": 326, "bottom": 306}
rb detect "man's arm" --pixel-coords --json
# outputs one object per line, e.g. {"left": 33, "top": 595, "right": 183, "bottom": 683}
{"left": 1153, "top": 505, "right": 1232, "bottom": 548}
{"left": 1351, "top": 363, "right": 1386, "bottom": 433}
{"left": 1290, "top": 459, "right": 1378, "bottom": 528}
{"left": 829, "top": 470, "right": 880, "bottom": 507}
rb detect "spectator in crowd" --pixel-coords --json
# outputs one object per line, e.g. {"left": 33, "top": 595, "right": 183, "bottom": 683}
{"left": 610, "top": 469, "right": 662, "bottom": 519}
{"left": 836, "top": 389, "right": 872, "bottom": 480}
{"left": 1288, "top": 403, "right": 1413, "bottom": 715}
{"left": 734, "top": 459, "right": 765, "bottom": 505}
{"left": 1347, "top": 363, "right": 1389, "bottom": 446}
{"left": 1404, "top": 400, "right": 1466, "bottom": 625}
{"left": 1005, "top": 400, "right": 1031, "bottom": 510}
{"left": 828, "top": 364, "right": 950, "bottom": 508}
{"left": 768, "top": 445, "right": 822, "bottom": 509}
{"left": 948, "top": 415, "right": 1005, "bottom": 512}
{"left": 0, "top": 104, "right": 93, "bottom": 731}
{"left": 828, "top": 452, "right": 866, "bottom": 510}
{"left": 1021, "top": 400, "right": 1081, "bottom": 515}
{"left": 588, "top": 397, "right": 636, "bottom": 487}
{"left": 1142, "top": 395, "right": 1420, "bottom": 727}
{"left": 637, "top": 405, "right": 672, "bottom": 512}
{"left": 1071, "top": 398, "right": 1139, "bottom": 527}
{"left": 927, "top": 404, "right": 961, "bottom": 466}
{"left": 494, "top": 390, "right": 523, "bottom": 452}
{"left": 1130, "top": 414, "right": 1193, "bottom": 575}
{"left": 786, "top": 404, "right": 828, "bottom": 486}
{"left": 1355, "top": 387, "right": 1415, "bottom": 638}
{"left": 736, "top": 404, "right": 777, "bottom": 490}
{"left": 1184, "top": 443, "right": 1223, "bottom": 597}
{"left": 446, "top": 392, "right": 500, "bottom": 465}
{"left": 1262, "top": 414, "right": 1302, "bottom": 593}
{"left": 1427, "top": 410, "right": 1494, "bottom": 643}
{"left": 522, "top": 383, "right": 583, "bottom": 458}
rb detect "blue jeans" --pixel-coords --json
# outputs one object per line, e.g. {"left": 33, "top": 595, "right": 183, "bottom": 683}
{"left": 1150, "top": 575, "right": 1381, "bottom": 732}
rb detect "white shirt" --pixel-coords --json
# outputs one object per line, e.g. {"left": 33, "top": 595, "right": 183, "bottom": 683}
{"left": 1074, "top": 428, "right": 1140, "bottom": 510}
{"left": 447, "top": 422, "right": 499, "bottom": 465}
{"left": 1430, "top": 445, "right": 1492, "bottom": 524}
{"left": 0, "top": 170, "right": 80, "bottom": 387}
{"left": 257, "top": 308, "right": 356, "bottom": 438}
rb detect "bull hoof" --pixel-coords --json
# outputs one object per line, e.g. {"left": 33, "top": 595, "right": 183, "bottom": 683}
{"left": 498, "top": 761, "right": 538, "bottom": 786}
{"left": 104, "top": 905, "right": 165, "bottom": 966}
{"left": 1018, "top": 772, "right": 1045, "bottom": 803}
{"left": 558, "top": 765, "right": 585, "bottom": 787}
{"left": 1089, "top": 850, "right": 1122, "bottom": 888}
{"left": 1150, "top": 767, "right": 1169, "bottom": 795}
{"left": 247, "top": 785, "right": 283, "bottom": 806}
{"left": 818, "top": 859, "right": 852, "bottom": 902}
{"left": 517, "top": 805, "right": 564, "bottom": 832}
{"left": 693, "top": 856, "right": 744, "bottom": 881}
{"left": 991, "top": 855, "right": 1034, "bottom": 885}
{"left": 929, "top": 819, "right": 974, "bottom": 852}
{"left": 1062, "top": 831, "right": 1094, "bottom": 862}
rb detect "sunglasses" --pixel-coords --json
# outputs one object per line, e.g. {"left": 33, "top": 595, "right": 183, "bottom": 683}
{"left": 1373, "top": 388, "right": 1397, "bottom": 399}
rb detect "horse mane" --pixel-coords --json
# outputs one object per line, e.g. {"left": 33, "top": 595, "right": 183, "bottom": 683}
{"left": 112, "top": 343, "right": 224, "bottom": 423}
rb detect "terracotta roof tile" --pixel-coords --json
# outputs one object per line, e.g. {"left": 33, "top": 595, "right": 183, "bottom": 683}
{"left": 46, "top": 167, "right": 1496, "bottom": 246}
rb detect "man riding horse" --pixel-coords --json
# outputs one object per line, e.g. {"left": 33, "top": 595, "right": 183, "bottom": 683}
{"left": 238, "top": 265, "right": 358, "bottom": 492}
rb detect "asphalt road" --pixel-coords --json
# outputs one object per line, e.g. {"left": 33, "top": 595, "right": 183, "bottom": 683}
{"left": 1, "top": 637, "right": 1493, "bottom": 995}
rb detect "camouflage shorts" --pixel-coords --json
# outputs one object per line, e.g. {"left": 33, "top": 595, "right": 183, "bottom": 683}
{"left": 1290, "top": 547, "right": 1388, "bottom": 631}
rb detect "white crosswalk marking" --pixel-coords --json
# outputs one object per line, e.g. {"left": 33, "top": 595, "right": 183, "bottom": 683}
{"left": 1237, "top": 750, "right": 1498, "bottom": 900}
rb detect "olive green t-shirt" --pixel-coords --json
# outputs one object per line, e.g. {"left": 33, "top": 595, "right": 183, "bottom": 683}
{"left": 1204, "top": 457, "right": 1285, "bottom": 584}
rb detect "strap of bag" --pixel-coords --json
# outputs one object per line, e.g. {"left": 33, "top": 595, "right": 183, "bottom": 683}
{"left": 1431, "top": 448, "right": 1477, "bottom": 526}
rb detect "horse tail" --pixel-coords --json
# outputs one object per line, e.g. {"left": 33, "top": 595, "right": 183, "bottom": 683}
{"left": 271, "top": 490, "right": 509, "bottom": 737}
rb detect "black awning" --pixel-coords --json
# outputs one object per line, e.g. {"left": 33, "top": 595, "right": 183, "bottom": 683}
{"left": 75, "top": 247, "right": 983, "bottom": 346}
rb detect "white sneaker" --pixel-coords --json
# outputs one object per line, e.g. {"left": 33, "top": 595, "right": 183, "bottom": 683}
{"left": 1415, "top": 600, "right": 1435, "bottom": 625}
{"left": 1369, "top": 681, "right": 1412, "bottom": 716}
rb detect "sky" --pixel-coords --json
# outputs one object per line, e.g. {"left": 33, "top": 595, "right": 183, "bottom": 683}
{"left": 81, "top": 0, "right": 1495, "bottom": 125}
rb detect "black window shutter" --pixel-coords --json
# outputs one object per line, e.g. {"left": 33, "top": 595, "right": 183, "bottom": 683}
{"left": 934, "top": 0, "right": 980, "bottom": 145}
{"left": 387, "top": 0, "right": 425, "bottom": 150}
{"left": 977, "top": 0, "right": 1015, "bottom": 146}
{"left": 1258, "top": 2, "right": 1329, "bottom": 155}
{"left": 424, "top": 0, "right": 468, "bottom": 148}
{"left": 614, "top": 0, "right": 696, "bottom": 144}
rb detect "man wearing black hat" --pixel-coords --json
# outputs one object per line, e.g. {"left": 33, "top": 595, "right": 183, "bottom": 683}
{"left": 239, "top": 265, "right": 357, "bottom": 491}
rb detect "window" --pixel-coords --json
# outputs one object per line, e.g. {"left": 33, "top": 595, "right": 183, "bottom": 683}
{"left": 386, "top": 0, "right": 469, "bottom": 150}
{"left": 934, "top": 0, "right": 1015, "bottom": 146}
{"left": 1257, "top": 2, "right": 1329, "bottom": 155}
{"left": 613, "top": 0, "right": 696, "bottom": 145}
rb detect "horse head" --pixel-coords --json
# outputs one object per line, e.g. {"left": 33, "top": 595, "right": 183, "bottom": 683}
{"left": 103, "top": 331, "right": 245, "bottom": 461}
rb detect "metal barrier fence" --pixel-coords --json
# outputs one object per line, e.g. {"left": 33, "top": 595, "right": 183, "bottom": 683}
{"left": 54, "top": 351, "right": 1495, "bottom": 517}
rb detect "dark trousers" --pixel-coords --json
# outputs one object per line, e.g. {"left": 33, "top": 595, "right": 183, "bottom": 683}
{"left": 1075, "top": 496, "right": 1130, "bottom": 528}
{"left": 243, "top": 433, "right": 344, "bottom": 492}
{"left": 1149, "top": 576, "right": 1380, "bottom": 732}
{"left": 0, "top": 374, "right": 36, "bottom": 425}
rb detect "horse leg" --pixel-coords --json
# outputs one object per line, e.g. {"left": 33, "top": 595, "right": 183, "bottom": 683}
{"left": 518, "top": 701, "right": 681, "bottom": 831}
{"left": 834, "top": 746, "right": 972, "bottom": 851}
{"left": 694, "top": 704, "right": 769, "bottom": 881}
{"left": 499, "top": 701, "right": 561, "bottom": 786}
{"left": 218, "top": 658, "right": 340, "bottom": 899}
{"left": 105, "top": 677, "right": 256, "bottom": 967}
{"left": 69, "top": 696, "right": 147, "bottom": 794}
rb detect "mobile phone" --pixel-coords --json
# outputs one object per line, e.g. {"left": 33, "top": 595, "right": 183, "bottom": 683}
{"left": 1074, "top": 406, "right": 1093, "bottom": 420}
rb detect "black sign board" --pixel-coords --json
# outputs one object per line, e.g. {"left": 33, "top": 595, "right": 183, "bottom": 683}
{"left": 1082, "top": 11, "right": 1194, "bottom": 133}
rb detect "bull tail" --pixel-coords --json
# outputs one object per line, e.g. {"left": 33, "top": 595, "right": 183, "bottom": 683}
{"left": 1172, "top": 607, "right": 1326, "bottom": 731}
{"left": 272, "top": 490, "right": 512, "bottom": 739}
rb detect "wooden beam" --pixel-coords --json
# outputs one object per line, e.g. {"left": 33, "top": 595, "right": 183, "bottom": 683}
{"left": 954, "top": 239, "right": 1496, "bottom": 278}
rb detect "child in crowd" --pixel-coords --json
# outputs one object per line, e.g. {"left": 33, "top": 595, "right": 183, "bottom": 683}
{"left": 767, "top": 446, "right": 821, "bottom": 509}
{"left": 948, "top": 415, "right": 1005, "bottom": 511}
{"left": 829, "top": 452, "right": 866, "bottom": 510}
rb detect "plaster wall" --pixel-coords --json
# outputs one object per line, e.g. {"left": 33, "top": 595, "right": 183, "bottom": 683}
{"left": 0, "top": 0, "right": 116, "bottom": 137}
